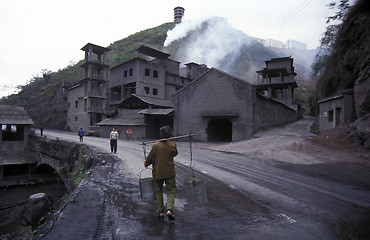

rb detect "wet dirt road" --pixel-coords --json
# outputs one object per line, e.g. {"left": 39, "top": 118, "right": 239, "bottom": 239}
{"left": 40, "top": 120, "right": 370, "bottom": 240}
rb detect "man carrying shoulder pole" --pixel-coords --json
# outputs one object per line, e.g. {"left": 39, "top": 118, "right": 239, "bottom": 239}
{"left": 144, "top": 126, "right": 178, "bottom": 220}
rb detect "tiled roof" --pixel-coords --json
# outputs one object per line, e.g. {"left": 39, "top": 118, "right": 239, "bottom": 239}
{"left": 97, "top": 116, "right": 145, "bottom": 126}
{"left": 0, "top": 105, "right": 33, "bottom": 125}
{"left": 138, "top": 108, "right": 173, "bottom": 115}
{"left": 132, "top": 94, "right": 173, "bottom": 108}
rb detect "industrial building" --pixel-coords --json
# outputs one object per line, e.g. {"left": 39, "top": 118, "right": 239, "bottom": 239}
{"left": 65, "top": 43, "right": 301, "bottom": 141}
{"left": 173, "top": 59, "right": 299, "bottom": 142}
{"left": 96, "top": 45, "right": 196, "bottom": 139}
{"left": 66, "top": 43, "right": 110, "bottom": 133}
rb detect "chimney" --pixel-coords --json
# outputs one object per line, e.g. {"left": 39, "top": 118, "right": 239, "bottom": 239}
{"left": 174, "top": 6, "right": 185, "bottom": 22}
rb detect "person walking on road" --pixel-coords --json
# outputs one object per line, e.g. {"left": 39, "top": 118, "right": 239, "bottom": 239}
{"left": 144, "top": 126, "right": 178, "bottom": 220}
{"left": 78, "top": 128, "right": 84, "bottom": 142}
{"left": 110, "top": 127, "right": 119, "bottom": 153}
{"left": 126, "top": 128, "right": 133, "bottom": 141}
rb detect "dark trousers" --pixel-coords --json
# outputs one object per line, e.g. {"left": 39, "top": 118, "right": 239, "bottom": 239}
{"left": 110, "top": 139, "right": 117, "bottom": 153}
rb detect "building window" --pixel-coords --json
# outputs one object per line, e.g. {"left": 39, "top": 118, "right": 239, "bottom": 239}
{"left": 75, "top": 101, "right": 78, "bottom": 108}
{"left": 153, "top": 70, "right": 158, "bottom": 78}
{"left": 129, "top": 68, "right": 133, "bottom": 76}
{"left": 145, "top": 68, "right": 150, "bottom": 76}
{"left": 124, "top": 70, "right": 127, "bottom": 78}
{"left": 153, "top": 88, "right": 158, "bottom": 95}
{"left": 75, "top": 116, "right": 78, "bottom": 121}
{"left": 328, "top": 110, "right": 333, "bottom": 122}
{"left": 145, "top": 87, "right": 150, "bottom": 94}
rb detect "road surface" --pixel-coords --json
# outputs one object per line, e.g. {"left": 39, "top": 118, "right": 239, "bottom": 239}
{"left": 40, "top": 117, "right": 370, "bottom": 239}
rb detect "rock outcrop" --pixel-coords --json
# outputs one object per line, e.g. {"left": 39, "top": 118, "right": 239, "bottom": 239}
{"left": 348, "top": 113, "right": 370, "bottom": 149}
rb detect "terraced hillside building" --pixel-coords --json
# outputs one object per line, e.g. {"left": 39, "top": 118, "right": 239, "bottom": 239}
{"left": 98, "top": 45, "right": 201, "bottom": 138}
{"left": 256, "top": 57, "right": 298, "bottom": 107}
{"left": 67, "top": 43, "right": 110, "bottom": 133}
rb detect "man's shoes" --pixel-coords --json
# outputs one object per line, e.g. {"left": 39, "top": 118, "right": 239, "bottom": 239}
{"left": 158, "top": 211, "right": 164, "bottom": 218}
{"left": 166, "top": 209, "right": 175, "bottom": 221}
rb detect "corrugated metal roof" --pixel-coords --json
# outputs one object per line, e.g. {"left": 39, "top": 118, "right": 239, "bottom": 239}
{"left": 138, "top": 108, "right": 173, "bottom": 115}
{"left": 317, "top": 95, "right": 344, "bottom": 103}
{"left": 80, "top": 43, "right": 110, "bottom": 53}
{"left": 136, "top": 45, "right": 170, "bottom": 59}
{"left": 96, "top": 116, "right": 145, "bottom": 126}
{"left": 0, "top": 105, "right": 33, "bottom": 125}
{"left": 132, "top": 94, "right": 173, "bottom": 108}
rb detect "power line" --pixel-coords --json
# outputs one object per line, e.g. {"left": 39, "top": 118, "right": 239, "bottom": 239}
{"left": 266, "top": 0, "right": 313, "bottom": 37}
{"left": 218, "top": 0, "right": 314, "bottom": 67}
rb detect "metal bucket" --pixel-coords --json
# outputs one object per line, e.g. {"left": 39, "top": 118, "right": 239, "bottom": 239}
{"left": 139, "top": 168, "right": 155, "bottom": 201}
{"left": 185, "top": 176, "right": 207, "bottom": 205}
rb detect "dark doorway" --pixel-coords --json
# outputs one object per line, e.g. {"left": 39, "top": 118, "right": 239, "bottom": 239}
{"left": 207, "top": 118, "right": 232, "bottom": 142}
{"left": 145, "top": 114, "right": 173, "bottom": 139}
{"left": 335, "top": 107, "right": 341, "bottom": 126}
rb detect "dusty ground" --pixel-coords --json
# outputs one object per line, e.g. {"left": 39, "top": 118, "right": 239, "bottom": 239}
{"left": 205, "top": 117, "right": 369, "bottom": 164}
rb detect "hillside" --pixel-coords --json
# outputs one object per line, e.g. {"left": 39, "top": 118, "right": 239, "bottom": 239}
{"left": 0, "top": 19, "right": 315, "bottom": 129}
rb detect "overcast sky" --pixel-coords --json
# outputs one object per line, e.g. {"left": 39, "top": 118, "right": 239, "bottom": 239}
{"left": 0, "top": 0, "right": 342, "bottom": 97}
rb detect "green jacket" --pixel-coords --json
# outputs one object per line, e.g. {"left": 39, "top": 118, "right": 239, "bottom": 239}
{"left": 145, "top": 140, "right": 178, "bottom": 181}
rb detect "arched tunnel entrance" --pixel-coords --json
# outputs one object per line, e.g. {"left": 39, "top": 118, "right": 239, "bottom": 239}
{"left": 207, "top": 118, "right": 232, "bottom": 142}
{"left": 32, "top": 163, "right": 67, "bottom": 198}
{"left": 34, "top": 163, "right": 65, "bottom": 183}
{"left": 0, "top": 163, "right": 67, "bottom": 235}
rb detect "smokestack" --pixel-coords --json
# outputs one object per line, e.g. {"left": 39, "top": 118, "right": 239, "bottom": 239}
{"left": 174, "top": 6, "right": 185, "bottom": 22}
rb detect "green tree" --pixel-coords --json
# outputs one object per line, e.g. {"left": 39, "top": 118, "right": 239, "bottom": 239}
{"left": 309, "top": 0, "right": 352, "bottom": 115}
{"left": 312, "top": 0, "right": 351, "bottom": 80}
{"left": 321, "top": 0, "right": 351, "bottom": 50}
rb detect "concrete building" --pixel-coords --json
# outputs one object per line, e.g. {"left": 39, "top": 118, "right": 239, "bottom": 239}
{"left": 256, "top": 57, "right": 298, "bottom": 107}
{"left": 67, "top": 43, "right": 110, "bottom": 133}
{"left": 0, "top": 105, "right": 34, "bottom": 180}
{"left": 262, "top": 38, "right": 307, "bottom": 50}
{"left": 174, "top": 6, "right": 185, "bottom": 22}
{"left": 99, "top": 45, "right": 194, "bottom": 139}
{"left": 65, "top": 43, "right": 300, "bottom": 142}
{"left": 318, "top": 94, "right": 356, "bottom": 132}
{"left": 264, "top": 38, "right": 285, "bottom": 48}
{"left": 286, "top": 39, "right": 307, "bottom": 50}
{"left": 173, "top": 67, "right": 299, "bottom": 142}
{"left": 184, "top": 62, "right": 209, "bottom": 80}
{"left": 109, "top": 45, "right": 190, "bottom": 105}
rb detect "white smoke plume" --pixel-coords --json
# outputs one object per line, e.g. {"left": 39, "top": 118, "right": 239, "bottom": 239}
{"left": 164, "top": 18, "right": 206, "bottom": 47}
{"left": 164, "top": 17, "right": 254, "bottom": 72}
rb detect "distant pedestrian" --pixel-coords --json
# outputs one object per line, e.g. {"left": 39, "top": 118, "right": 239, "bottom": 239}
{"left": 110, "top": 127, "right": 119, "bottom": 153}
{"left": 78, "top": 128, "right": 84, "bottom": 142}
{"left": 40, "top": 127, "right": 44, "bottom": 136}
{"left": 126, "top": 128, "right": 133, "bottom": 140}
{"left": 144, "top": 126, "right": 178, "bottom": 220}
